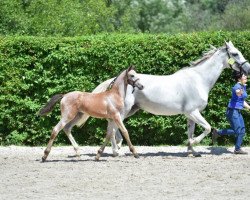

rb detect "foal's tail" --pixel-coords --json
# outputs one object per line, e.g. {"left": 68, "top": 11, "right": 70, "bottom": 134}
{"left": 38, "top": 94, "right": 64, "bottom": 116}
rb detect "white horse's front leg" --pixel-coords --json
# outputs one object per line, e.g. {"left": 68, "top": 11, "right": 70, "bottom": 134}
{"left": 186, "top": 110, "right": 211, "bottom": 157}
{"left": 110, "top": 133, "right": 119, "bottom": 157}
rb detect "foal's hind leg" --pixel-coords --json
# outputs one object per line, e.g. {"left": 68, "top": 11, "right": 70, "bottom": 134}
{"left": 42, "top": 120, "right": 67, "bottom": 162}
{"left": 63, "top": 113, "right": 84, "bottom": 157}
{"left": 114, "top": 114, "right": 138, "bottom": 158}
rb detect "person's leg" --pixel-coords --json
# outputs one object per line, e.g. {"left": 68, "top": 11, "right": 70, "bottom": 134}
{"left": 217, "top": 109, "right": 237, "bottom": 136}
{"left": 213, "top": 109, "right": 247, "bottom": 154}
{"left": 217, "top": 128, "right": 235, "bottom": 135}
{"left": 234, "top": 112, "right": 245, "bottom": 151}
{"left": 224, "top": 109, "right": 247, "bottom": 153}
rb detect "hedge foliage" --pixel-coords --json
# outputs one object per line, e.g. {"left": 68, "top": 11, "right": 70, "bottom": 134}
{"left": 1, "top": 31, "right": 250, "bottom": 146}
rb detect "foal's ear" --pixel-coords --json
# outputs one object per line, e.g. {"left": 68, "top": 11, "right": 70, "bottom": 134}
{"left": 127, "top": 65, "right": 135, "bottom": 71}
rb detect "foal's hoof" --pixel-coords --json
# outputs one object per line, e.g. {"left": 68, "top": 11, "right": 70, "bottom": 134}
{"left": 42, "top": 156, "right": 47, "bottom": 162}
{"left": 187, "top": 152, "right": 201, "bottom": 157}
{"left": 95, "top": 154, "right": 101, "bottom": 161}
{"left": 194, "top": 153, "right": 201, "bottom": 157}
{"left": 134, "top": 154, "right": 139, "bottom": 159}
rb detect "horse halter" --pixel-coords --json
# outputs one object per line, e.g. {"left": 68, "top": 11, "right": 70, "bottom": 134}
{"left": 127, "top": 77, "right": 141, "bottom": 93}
{"left": 107, "top": 73, "right": 142, "bottom": 93}
{"left": 225, "top": 46, "right": 248, "bottom": 74}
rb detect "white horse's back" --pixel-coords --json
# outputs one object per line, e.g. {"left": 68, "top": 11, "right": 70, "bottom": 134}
{"left": 133, "top": 70, "right": 207, "bottom": 115}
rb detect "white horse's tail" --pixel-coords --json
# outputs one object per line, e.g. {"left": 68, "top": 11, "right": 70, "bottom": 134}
{"left": 76, "top": 78, "right": 114, "bottom": 127}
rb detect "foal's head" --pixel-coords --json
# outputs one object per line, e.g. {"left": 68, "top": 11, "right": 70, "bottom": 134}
{"left": 126, "top": 66, "right": 144, "bottom": 91}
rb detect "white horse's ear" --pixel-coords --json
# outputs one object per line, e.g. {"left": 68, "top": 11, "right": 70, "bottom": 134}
{"left": 209, "top": 44, "right": 216, "bottom": 50}
{"left": 225, "top": 41, "right": 230, "bottom": 49}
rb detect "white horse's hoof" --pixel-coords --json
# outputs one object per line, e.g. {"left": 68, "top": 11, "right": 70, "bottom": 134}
{"left": 117, "top": 141, "right": 123, "bottom": 149}
{"left": 187, "top": 153, "right": 194, "bottom": 157}
{"left": 112, "top": 152, "right": 119, "bottom": 157}
{"left": 188, "top": 139, "right": 196, "bottom": 146}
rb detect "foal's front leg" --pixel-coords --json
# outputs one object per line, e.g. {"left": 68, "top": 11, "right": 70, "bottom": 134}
{"left": 114, "top": 114, "right": 139, "bottom": 158}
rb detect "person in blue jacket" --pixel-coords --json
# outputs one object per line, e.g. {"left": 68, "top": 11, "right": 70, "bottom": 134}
{"left": 212, "top": 70, "right": 250, "bottom": 154}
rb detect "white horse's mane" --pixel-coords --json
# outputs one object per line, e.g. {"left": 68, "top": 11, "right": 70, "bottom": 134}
{"left": 190, "top": 45, "right": 224, "bottom": 66}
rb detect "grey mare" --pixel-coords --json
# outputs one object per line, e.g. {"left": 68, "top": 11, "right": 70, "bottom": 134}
{"left": 69, "top": 41, "right": 250, "bottom": 157}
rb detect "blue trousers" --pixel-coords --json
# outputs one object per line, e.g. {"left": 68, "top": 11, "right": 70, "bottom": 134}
{"left": 217, "top": 108, "right": 245, "bottom": 150}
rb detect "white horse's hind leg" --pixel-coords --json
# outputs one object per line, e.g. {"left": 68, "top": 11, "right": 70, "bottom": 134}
{"left": 187, "top": 119, "right": 196, "bottom": 156}
{"left": 115, "top": 130, "right": 123, "bottom": 149}
{"left": 95, "top": 132, "right": 112, "bottom": 160}
{"left": 186, "top": 109, "right": 211, "bottom": 155}
{"left": 107, "top": 120, "right": 120, "bottom": 156}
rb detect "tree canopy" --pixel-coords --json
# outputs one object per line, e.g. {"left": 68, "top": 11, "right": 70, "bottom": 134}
{"left": 0, "top": 0, "right": 249, "bottom": 36}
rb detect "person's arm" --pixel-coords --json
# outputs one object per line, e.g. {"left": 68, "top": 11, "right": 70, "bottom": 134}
{"left": 244, "top": 101, "right": 250, "bottom": 110}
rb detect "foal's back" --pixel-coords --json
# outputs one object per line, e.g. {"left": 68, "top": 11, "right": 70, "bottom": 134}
{"left": 61, "top": 90, "right": 123, "bottom": 119}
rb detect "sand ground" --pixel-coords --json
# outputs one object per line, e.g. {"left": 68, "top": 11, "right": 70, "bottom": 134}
{"left": 0, "top": 146, "right": 249, "bottom": 200}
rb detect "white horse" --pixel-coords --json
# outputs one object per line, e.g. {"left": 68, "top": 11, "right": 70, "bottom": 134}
{"left": 69, "top": 41, "right": 250, "bottom": 157}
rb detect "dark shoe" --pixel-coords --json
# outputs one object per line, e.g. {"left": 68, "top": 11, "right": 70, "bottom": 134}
{"left": 234, "top": 149, "right": 248, "bottom": 155}
{"left": 212, "top": 128, "right": 220, "bottom": 145}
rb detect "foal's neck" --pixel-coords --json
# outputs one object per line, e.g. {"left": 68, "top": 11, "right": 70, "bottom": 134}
{"left": 111, "top": 72, "right": 127, "bottom": 99}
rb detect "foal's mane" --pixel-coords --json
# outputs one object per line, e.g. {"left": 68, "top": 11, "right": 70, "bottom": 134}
{"left": 107, "top": 69, "right": 126, "bottom": 90}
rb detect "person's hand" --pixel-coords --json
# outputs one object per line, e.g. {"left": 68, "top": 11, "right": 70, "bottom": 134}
{"left": 236, "top": 89, "right": 243, "bottom": 96}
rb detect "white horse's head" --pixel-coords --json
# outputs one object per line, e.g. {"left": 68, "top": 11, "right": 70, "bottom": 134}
{"left": 225, "top": 41, "right": 250, "bottom": 75}
{"left": 126, "top": 65, "right": 144, "bottom": 91}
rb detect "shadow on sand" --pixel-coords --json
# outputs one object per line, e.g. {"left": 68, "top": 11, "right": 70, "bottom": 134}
{"left": 138, "top": 146, "right": 232, "bottom": 158}
{"left": 37, "top": 147, "right": 233, "bottom": 163}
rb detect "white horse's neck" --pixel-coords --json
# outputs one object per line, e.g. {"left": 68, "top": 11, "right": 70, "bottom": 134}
{"left": 193, "top": 48, "right": 227, "bottom": 93}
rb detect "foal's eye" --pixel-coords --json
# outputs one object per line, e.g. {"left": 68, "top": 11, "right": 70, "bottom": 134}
{"left": 130, "top": 75, "right": 135, "bottom": 78}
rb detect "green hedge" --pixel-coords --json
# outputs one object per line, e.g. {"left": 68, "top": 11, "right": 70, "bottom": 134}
{"left": 1, "top": 31, "right": 250, "bottom": 146}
